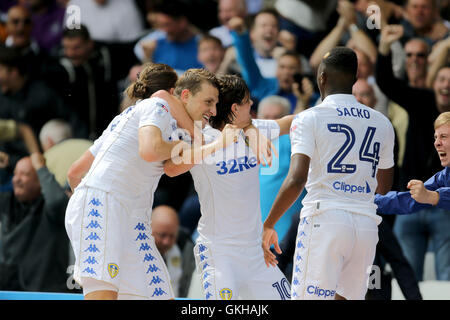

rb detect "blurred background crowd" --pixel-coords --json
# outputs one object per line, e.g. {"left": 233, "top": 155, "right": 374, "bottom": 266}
{"left": 0, "top": 0, "right": 449, "bottom": 299}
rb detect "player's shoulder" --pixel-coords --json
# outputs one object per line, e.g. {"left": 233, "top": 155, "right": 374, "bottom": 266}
{"left": 136, "top": 96, "right": 170, "bottom": 112}
{"left": 202, "top": 125, "right": 221, "bottom": 143}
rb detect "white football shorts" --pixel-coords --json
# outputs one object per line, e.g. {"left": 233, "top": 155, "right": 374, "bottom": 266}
{"left": 194, "top": 241, "right": 290, "bottom": 300}
{"left": 291, "top": 208, "right": 379, "bottom": 300}
{"left": 65, "top": 186, "right": 174, "bottom": 299}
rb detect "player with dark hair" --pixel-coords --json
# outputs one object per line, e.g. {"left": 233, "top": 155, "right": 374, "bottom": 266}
{"left": 262, "top": 47, "right": 395, "bottom": 300}
{"left": 164, "top": 74, "right": 294, "bottom": 300}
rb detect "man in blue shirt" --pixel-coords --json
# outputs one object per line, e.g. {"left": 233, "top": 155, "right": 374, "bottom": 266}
{"left": 376, "top": 111, "right": 450, "bottom": 281}
{"left": 133, "top": 1, "right": 202, "bottom": 75}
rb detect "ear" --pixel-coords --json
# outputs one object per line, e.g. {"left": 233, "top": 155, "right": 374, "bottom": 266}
{"left": 180, "top": 89, "right": 190, "bottom": 103}
{"left": 231, "top": 103, "right": 239, "bottom": 114}
{"left": 169, "top": 87, "right": 175, "bottom": 95}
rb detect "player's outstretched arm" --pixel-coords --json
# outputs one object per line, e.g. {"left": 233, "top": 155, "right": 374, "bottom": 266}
{"left": 164, "top": 124, "right": 242, "bottom": 177}
{"left": 275, "top": 114, "right": 295, "bottom": 136}
{"left": 375, "top": 166, "right": 394, "bottom": 195}
{"left": 262, "top": 153, "right": 310, "bottom": 267}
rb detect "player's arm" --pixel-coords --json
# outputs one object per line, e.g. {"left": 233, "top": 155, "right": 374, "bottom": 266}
{"left": 164, "top": 124, "right": 241, "bottom": 177}
{"left": 275, "top": 115, "right": 295, "bottom": 136}
{"left": 139, "top": 125, "right": 185, "bottom": 162}
{"left": 375, "top": 166, "right": 394, "bottom": 195}
{"left": 67, "top": 149, "right": 95, "bottom": 191}
{"left": 243, "top": 122, "right": 278, "bottom": 167}
{"left": 262, "top": 153, "right": 310, "bottom": 267}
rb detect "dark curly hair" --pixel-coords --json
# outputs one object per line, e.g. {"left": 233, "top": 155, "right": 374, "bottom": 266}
{"left": 209, "top": 74, "right": 250, "bottom": 129}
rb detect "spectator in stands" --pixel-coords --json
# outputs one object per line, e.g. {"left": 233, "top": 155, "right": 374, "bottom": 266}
{"left": 197, "top": 35, "right": 225, "bottom": 74}
{"left": 401, "top": 0, "right": 449, "bottom": 46}
{"left": 223, "top": 8, "right": 281, "bottom": 79}
{"left": 0, "top": 118, "right": 40, "bottom": 191}
{"left": 67, "top": 0, "right": 145, "bottom": 43}
{"left": 23, "top": 0, "right": 66, "bottom": 55}
{"left": 4, "top": 5, "right": 49, "bottom": 79}
{"left": 228, "top": 16, "right": 317, "bottom": 113}
{"left": 47, "top": 25, "right": 137, "bottom": 139}
{"left": 134, "top": 0, "right": 202, "bottom": 74}
{"left": 209, "top": 0, "right": 247, "bottom": 48}
{"left": 274, "top": 0, "right": 338, "bottom": 58}
{"left": 39, "top": 119, "right": 92, "bottom": 188}
{"left": 0, "top": 44, "right": 75, "bottom": 149}
{"left": 377, "top": 23, "right": 450, "bottom": 281}
{"left": 0, "top": 154, "right": 70, "bottom": 292}
{"left": 151, "top": 205, "right": 195, "bottom": 298}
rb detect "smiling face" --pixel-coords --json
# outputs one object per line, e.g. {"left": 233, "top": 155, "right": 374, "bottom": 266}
{"left": 434, "top": 67, "right": 450, "bottom": 112}
{"left": 12, "top": 157, "right": 41, "bottom": 203}
{"left": 434, "top": 123, "right": 450, "bottom": 167}
{"left": 183, "top": 81, "right": 219, "bottom": 128}
{"left": 250, "top": 12, "right": 279, "bottom": 56}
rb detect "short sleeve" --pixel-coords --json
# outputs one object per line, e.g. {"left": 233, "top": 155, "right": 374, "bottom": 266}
{"left": 378, "top": 118, "right": 395, "bottom": 169}
{"left": 252, "top": 119, "right": 280, "bottom": 140}
{"left": 290, "top": 110, "right": 315, "bottom": 158}
{"left": 138, "top": 97, "right": 172, "bottom": 133}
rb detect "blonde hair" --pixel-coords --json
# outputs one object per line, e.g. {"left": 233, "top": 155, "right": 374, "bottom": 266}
{"left": 434, "top": 112, "right": 450, "bottom": 129}
{"left": 173, "top": 68, "right": 219, "bottom": 98}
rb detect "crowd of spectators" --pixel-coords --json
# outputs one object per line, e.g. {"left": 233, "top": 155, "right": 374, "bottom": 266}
{"left": 0, "top": 0, "right": 449, "bottom": 299}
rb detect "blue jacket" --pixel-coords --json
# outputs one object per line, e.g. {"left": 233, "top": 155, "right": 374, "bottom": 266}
{"left": 375, "top": 167, "right": 450, "bottom": 214}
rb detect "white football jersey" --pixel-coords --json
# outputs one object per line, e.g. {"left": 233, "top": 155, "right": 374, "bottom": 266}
{"left": 191, "top": 119, "right": 280, "bottom": 246}
{"left": 79, "top": 97, "right": 184, "bottom": 206}
{"left": 290, "top": 94, "right": 395, "bottom": 223}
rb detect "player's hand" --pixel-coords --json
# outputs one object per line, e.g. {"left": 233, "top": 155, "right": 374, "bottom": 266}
{"left": 217, "top": 124, "right": 241, "bottom": 150}
{"left": 407, "top": 179, "right": 440, "bottom": 205}
{"left": 244, "top": 126, "right": 278, "bottom": 167}
{"left": 262, "top": 227, "right": 281, "bottom": 268}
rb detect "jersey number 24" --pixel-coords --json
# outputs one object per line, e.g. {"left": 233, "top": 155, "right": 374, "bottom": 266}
{"left": 327, "top": 123, "right": 380, "bottom": 178}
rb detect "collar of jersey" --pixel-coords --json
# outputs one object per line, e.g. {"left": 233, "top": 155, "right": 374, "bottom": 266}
{"left": 322, "top": 94, "right": 357, "bottom": 105}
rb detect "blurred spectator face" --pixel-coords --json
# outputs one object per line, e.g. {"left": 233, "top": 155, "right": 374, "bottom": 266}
{"left": 154, "top": 13, "right": 188, "bottom": 42}
{"left": 0, "top": 63, "right": 19, "bottom": 94}
{"left": 352, "top": 79, "right": 377, "bottom": 108}
{"left": 151, "top": 206, "right": 179, "bottom": 255}
{"left": 12, "top": 157, "right": 41, "bottom": 203}
{"left": 62, "top": 36, "right": 93, "bottom": 67}
{"left": 406, "top": 0, "right": 435, "bottom": 31}
{"left": 434, "top": 67, "right": 450, "bottom": 112}
{"left": 250, "top": 12, "right": 279, "bottom": 54}
{"left": 198, "top": 39, "right": 225, "bottom": 73}
{"left": 355, "top": 49, "right": 373, "bottom": 79}
{"left": 259, "top": 103, "right": 286, "bottom": 120}
{"left": 405, "top": 39, "right": 428, "bottom": 84}
{"left": 6, "top": 6, "right": 32, "bottom": 49}
{"left": 276, "top": 54, "right": 301, "bottom": 92}
{"left": 218, "top": 0, "right": 246, "bottom": 26}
